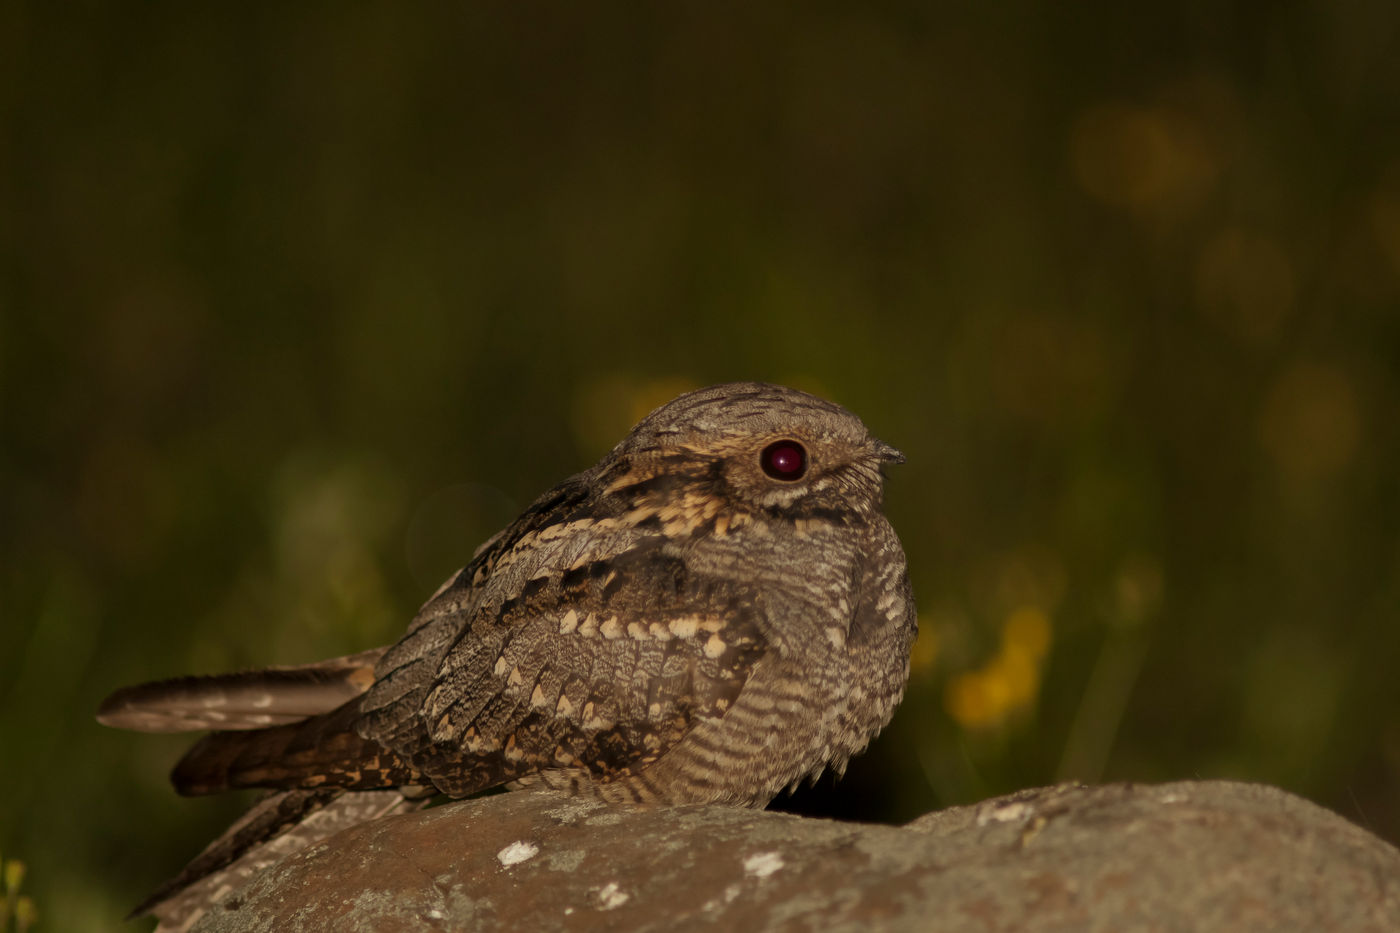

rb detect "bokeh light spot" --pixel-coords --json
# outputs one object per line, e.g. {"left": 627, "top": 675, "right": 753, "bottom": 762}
{"left": 1258, "top": 362, "right": 1363, "bottom": 487}
{"left": 1069, "top": 101, "right": 1221, "bottom": 218}
{"left": 1195, "top": 229, "right": 1295, "bottom": 344}
{"left": 945, "top": 606, "right": 1053, "bottom": 731}
{"left": 1003, "top": 606, "right": 1051, "bottom": 663}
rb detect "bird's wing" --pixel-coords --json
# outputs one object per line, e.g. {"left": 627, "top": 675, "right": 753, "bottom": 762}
{"left": 359, "top": 471, "right": 772, "bottom": 797}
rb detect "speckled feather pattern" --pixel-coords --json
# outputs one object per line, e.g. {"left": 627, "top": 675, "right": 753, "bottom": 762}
{"left": 103, "top": 382, "right": 917, "bottom": 928}
{"left": 355, "top": 382, "right": 917, "bottom": 805}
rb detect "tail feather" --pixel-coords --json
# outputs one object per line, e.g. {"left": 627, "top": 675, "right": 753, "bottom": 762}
{"left": 171, "top": 699, "right": 425, "bottom": 796}
{"left": 97, "top": 649, "right": 384, "bottom": 733}
{"left": 99, "top": 648, "right": 435, "bottom": 930}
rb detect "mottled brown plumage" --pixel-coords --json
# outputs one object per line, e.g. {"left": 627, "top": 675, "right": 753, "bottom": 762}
{"left": 100, "top": 382, "right": 917, "bottom": 931}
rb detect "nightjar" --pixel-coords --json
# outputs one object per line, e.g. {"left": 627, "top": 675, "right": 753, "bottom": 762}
{"left": 99, "top": 381, "right": 917, "bottom": 931}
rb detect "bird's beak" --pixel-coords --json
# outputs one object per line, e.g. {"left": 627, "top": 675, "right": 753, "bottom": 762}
{"left": 872, "top": 439, "right": 905, "bottom": 465}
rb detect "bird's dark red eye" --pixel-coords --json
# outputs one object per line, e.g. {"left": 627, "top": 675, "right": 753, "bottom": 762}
{"left": 760, "top": 440, "right": 808, "bottom": 481}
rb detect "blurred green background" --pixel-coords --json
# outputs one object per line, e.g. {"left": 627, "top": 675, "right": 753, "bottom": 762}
{"left": 4, "top": 2, "right": 1400, "bottom": 929}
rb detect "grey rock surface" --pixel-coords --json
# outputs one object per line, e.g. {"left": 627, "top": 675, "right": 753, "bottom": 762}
{"left": 190, "top": 781, "right": 1400, "bottom": 932}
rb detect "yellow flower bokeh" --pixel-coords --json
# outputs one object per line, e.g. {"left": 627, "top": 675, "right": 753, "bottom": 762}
{"left": 945, "top": 607, "right": 1053, "bottom": 731}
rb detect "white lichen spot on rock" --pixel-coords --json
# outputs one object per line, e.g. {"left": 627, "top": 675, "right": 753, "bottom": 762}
{"left": 743, "top": 851, "right": 785, "bottom": 879}
{"left": 704, "top": 883, "right": 743, "bottom": 911}
{"left": 497, "top": 840, "right": 540, "bottom": 867}
{"left": 596, "top": 881, "right": 630, "bottom": 910}
{"left": 977, "top": 801, "right": 1031, "bottom": 825}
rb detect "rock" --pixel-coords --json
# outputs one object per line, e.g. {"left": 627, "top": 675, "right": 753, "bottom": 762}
{"left": 190, "top": 781, "right": 1400, "bottom": 932}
